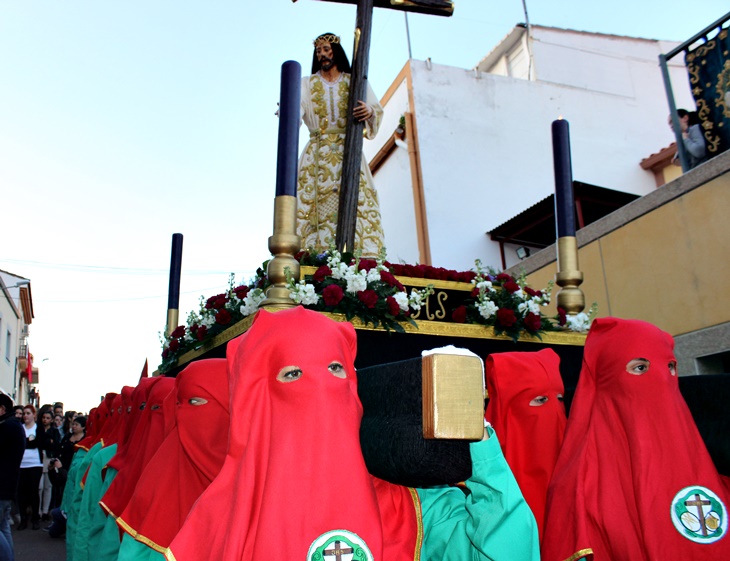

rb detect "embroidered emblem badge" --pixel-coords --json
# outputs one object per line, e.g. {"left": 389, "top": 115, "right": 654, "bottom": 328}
{"left": 670, "top": 486, "right": 727, "bottom": 543}
{"left": 308, "top": 529, "right": 373, "bottom": 561}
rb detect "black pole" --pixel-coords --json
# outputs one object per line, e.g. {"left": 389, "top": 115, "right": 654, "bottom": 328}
{"left": 551, "top": 119, "right": 576, "bottom": 238}
{"left": 336, "top": 0, "right": 374, "bottom": 252}
{"left": 167, "top": 233, "right": 183, "bottom": 310}
{"left": 276, "top": 61, "right": 302, "bottom": 197}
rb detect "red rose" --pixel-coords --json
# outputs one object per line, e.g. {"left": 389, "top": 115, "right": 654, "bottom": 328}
{"left": 524, "top": 287, "right": 537, "bottom": 297}
{"left": 386, "top": 296, "right": 400, "bottom": 316}
{"left": 379, "top": 271, "right": 405, "bottom": 291}
{"left": 358, "top": 259, "right": 377, "bottom": 272}
{"left": 233, "top": 285, "right": 250, "bottom": 299}
{"left": 215, "top": 309, "right": 232, "bottom": 325}
{"left": 503, "top": 280, "right": 520, "bottom": 294}
{"left": 162, "top": 348, "right": 169, "bottom": 359}
{"left": 496, "top": 308, "right": 517, "bottom": 328}
{"left": 196, "top": 325, "right": 208, "bottom": 341}
{"left": 313, "top": 266, "right": 332, "bottom": 282}
{"left": 170, "top": 325, "right": 186, "bottom": 339}
{"left": 470, "top": 287, "right": 480, "bottom": 298}
{"left": 206, "top": 293, "right": 228, "bottom": 310}
{"left": 357, "top": 289, "right": 379, "bottom": 309}
{"left": 168, "top": 339, "right": 180, "bottom": 352}
{"left": 557, "top": 307, "right": 567, "bottom": 327}
{"left": 496, "top": 273, "right": 512, "bottom": 282}
{"left": 322, "top": 284, "right": 344, "bottom": 307}
{"left": 452, "top": 305, "right": 467, "bottom": 323}
{"left": 294, "top": 250, "right": 307, "bottom": 262}
{"left": 524, "top": 312, "right": 542, "bottom": 331}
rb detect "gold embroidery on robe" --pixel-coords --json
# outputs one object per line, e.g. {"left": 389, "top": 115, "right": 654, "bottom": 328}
{"left": 297, "top": 73, "right": 385, "bottom": 257}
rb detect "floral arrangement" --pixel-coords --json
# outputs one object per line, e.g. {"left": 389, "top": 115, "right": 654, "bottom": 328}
{"left": 158, "top": 251, "right": 594, "bottom": 373}
{"left": 287, "top": 248, "right": 432, "bottom": 333}
{"left": 445, "top": 260, "right": 554, "bottom": 341}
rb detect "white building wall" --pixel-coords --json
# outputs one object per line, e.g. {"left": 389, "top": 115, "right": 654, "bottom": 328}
{"left": 369, "top": 28, "right": 697, "bottom": 272}
{"left": 0, "top": 295, "right": 21, "bottom": 400}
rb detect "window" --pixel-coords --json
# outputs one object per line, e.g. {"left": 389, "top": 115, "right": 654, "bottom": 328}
{"left": 5, "top": 330, "right": 10, "bottom": 362}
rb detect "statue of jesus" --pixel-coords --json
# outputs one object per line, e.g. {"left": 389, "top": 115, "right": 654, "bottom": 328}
{"left": 297, "top": 32, "right": 386, "bottom": 258}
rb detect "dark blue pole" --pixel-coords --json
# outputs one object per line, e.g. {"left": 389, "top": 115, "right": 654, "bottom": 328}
{"left": 167, "top": 233, "right": 183, "bottom": 310}
{"left": 275, "top": 60, "right": 302, "bottom": 197}
{"left": 552, "top": 119, "right": 576, "bottom": 237}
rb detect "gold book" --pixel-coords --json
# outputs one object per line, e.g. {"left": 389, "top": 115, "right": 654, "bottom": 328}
{"left": 422, "top": 353, "right": 485, "bottom": 440}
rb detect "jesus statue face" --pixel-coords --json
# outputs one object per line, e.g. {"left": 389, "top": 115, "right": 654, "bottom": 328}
{"left": 316, "top": 41, "right": 335, "bottom": 71}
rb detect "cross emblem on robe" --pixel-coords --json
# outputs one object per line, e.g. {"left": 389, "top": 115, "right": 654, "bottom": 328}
{"left": 323, "top": 540, "right": 355, "bottom": 560}
{"left": 685, "top": 493, "right": 712, "bottom": 536}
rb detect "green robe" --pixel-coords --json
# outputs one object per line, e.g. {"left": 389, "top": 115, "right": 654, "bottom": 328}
{"left": 416, "top": 427, "right": 540, "bottom": 560}
{"left": 72, "top": 443, "right": 118, "bottom": 561}
{"left": 96, "top": 466, "right": 122, "bottom": 560}
{"left": 65, "top": 442, "right": 102, "bottom": 561}
{"left": 117, "top": 531, "right": 165, "bottom": 561}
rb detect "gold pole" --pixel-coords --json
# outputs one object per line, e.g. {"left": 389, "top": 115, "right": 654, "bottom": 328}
{"left": 165, "top": 308, "right": 180, "bottom": 338}
{"left": 555, "top": 236, "right": 585, "bottom": 315}
{"left": 261, "top": 195, "right": 300, "bottom": 309}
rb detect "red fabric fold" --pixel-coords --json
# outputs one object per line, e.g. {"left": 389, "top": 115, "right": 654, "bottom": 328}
{"left": 100, "top": 377, "right": 175, "bottom": 518}
{"left": 116, "top": 358, "right": 229, "bottom": 550}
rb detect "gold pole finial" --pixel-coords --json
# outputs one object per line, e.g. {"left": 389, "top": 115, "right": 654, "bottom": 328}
{"left": 555, "top": 236, "right": 585, "bottom": 315}
{"left": 261, "top": 195, "right": 301, "bottom": 309}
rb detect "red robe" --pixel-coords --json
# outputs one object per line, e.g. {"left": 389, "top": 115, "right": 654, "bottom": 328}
{"left": 542, "top": 317, "right": 730, "bottom": 560}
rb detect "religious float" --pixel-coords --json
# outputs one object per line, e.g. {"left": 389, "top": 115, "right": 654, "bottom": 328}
{"left": 151, "top": 50, "right": 593, "bottom": 486}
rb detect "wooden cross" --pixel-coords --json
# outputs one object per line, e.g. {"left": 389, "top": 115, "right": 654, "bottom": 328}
{"left": 296, "top": 0, "right": 453, "bottom": 252}
{"left": 323, "top": 540, "right": 355, "bottom": 560}
{"left": 685, "top": 493, "right": 712, "bottom": 536}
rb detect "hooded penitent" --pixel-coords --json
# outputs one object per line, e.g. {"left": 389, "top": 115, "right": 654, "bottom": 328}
{"left": 106, "top": 377, "right": 160, "bottom": 475}
{"left": 485, "top": 348, "right": 566, "bottom": 542}
{"left": 100, "top": 376, "right": 175, "bottom": 519}
{"left": 166, "top": 307, "right": 419, "bottom": 561}
{"left": 116, "top": 358, "right": 229, "bottom": 552}
{"left": 541, "top": 318, "right": 730, "bottom": 560}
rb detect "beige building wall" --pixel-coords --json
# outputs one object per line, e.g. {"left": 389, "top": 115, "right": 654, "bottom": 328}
{"left": 511, "top": 151, "right": 730, "bottom": 374}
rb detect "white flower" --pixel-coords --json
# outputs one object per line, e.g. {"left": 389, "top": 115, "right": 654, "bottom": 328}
{"left": 345, "top": 270, "right": 368, "bottom": 294}
{"left": 478, "top": 300, "right": 498, "bottom": 320}
{"left": 408, "top": 289, "right": 424, "bottom": 311}
{"left": 566, "top": 312, "right": 591, "bottom": 332}
{"left": 366, "top": 267, "right": 381, "bottom": 283}
{"left": 331, "top": 262, "right": 350, "bottom": 280}
{"left": 288, "top": 281, "right": 320, "bottom": 306}
{"left": 476, "top": 280, "right": 494, "bottom": 293}
{"left": 240, "top": 288, "right": 266, "bottom": 317}
{"left": 393, "top": 291, "right": 410, "bottom": 312}
{"left": 518, "top": 299, "right": 542, "bottom": 316}
{"left": 201, "top": 315, "right": 216, "bottom": 328}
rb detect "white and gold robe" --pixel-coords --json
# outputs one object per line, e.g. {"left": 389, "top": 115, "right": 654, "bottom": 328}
{"left": 297, "top": 72, "right": 385, "bottom": 257}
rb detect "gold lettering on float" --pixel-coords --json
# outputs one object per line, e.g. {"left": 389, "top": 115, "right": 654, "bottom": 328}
{"left": 423, "top": 290, "right": 448, "bottom": 321}
{"left": 434, "top": 291, "right": 448, "bottom": 320}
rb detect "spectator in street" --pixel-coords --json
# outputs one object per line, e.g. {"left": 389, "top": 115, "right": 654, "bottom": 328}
{"left": 38, "top": 410, "right": 62, "bottom": 518}
{"left": 63, "top": 411, "right": 76, "bottom": 435}
{"left": 12, "top": 406, "right": 23, "bottom": 420}
{"left": 54, "top": 414, "right": 64, "bottom": 438}
{"left": 1, "top": 392, "right": 26, "bottom": 561}
{"left": 18, "top": 405, "right": 43, "bottom": 531}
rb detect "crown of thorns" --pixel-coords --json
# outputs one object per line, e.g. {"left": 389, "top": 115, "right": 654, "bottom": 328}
{"left": 313, "top": 34, "right": 340, "bottom": 47}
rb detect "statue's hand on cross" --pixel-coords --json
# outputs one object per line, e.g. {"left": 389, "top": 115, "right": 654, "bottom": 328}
{"left": 352, "top": 100, "right": 373, "bottom": 122}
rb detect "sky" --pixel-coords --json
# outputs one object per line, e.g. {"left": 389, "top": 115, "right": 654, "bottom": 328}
{"left": 1, "top": 0, "right": 728, "bottom": 412}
